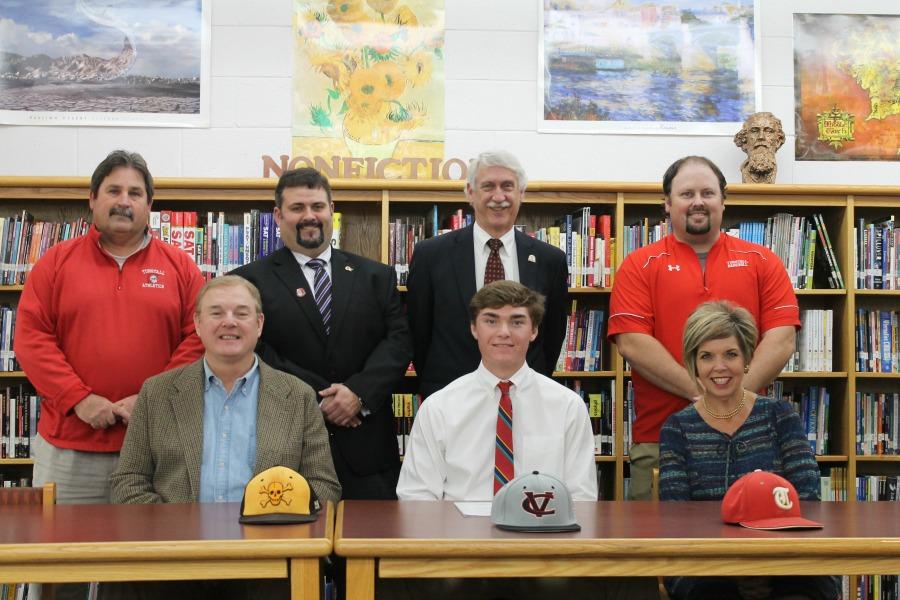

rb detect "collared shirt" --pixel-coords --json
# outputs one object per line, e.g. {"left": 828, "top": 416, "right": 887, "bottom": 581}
{"left": 397, "top": 362, "right": 598, "bottom": 501}
{"left": 473, "top": 222, "right": 519, "bottom": 290}
{"left": 199, "top": 356, "right": 260, "bottom": 503}
{"left": 104, "top": 233, "right": 152, "bottom": 268}
{"left": 608, "top": 232, "right": 800, "bottom": 443}
{"left": 292, "top": 245, "right": 333, "bottom": 298}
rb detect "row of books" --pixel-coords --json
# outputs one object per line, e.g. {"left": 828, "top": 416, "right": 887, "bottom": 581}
{"left": 556, "top": 303, "right": 607, "bottom": 372}
{"left": 766, "top": 382, "right": 833, "bottom": 455}
{"left": 0, "top": 213, "right": 90, "bottom": 285}
{"left": 150, "top": 210, "right": 289, "bottom": 277}
{"left": 821, "top": 466, "right": 849, "bottom": 501}
{"left": 855, "top": 215, "right": 898, "bottom": 289}
{"left": 858, "top": 575, "right": 900, "bottom": 600}
{"left": 785, "top": 309, "right": 834, "bottom": 372}
{"left": 856, "top": 308, "right": 898, "bottom": 373}
{"left": 0, "top": 389, "right": 39, "bottom": 459}
{"left": 856, "top": 392, "right": 900, "bottom": 456}
{"left": 788, "top": 386, "right": 832, "bottom": 455}
{"left": 857, "top": 475, "right": 900, "bottom": 501}
{"left": 534, "top": 209, "right": 614, "bottom": 288}
{"left": 389, "top": 217, "right": 425, "bottom": 286}
{"left": 622, "top": 217, "right": 670, "bottom": 258}
{"left": 0, "top": 306, "right": 17, "bottom": 372}
{"left": 565, "top": 380, "right": 615, "bottom": 456}
{"left": 0, "top": 475, "right": 31, "bottom": 488}
{"left": 391, "top": 393, "right": 422, "bottom": 457}
{"left": 730, "top": 213, "right": 844, "bottom": 290}
{"left": 0, "top": 583, "right": 33, "bottom": 599}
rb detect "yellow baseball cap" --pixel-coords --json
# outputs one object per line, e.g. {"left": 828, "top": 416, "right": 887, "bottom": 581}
{"left": 239, "top": 466, "right": 321, "bottom": 524}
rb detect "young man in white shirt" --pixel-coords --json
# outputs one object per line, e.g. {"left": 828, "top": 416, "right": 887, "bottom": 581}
{"left": 395, "top": 282, "right": 658, "bottom": 600}
{"left": 397, "top": 279, "right": 597, "bottom": 501}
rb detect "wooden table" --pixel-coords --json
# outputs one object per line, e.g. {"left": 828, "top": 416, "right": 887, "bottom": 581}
{"left": 0, "top": 501, "right": 333, "bottom": 600}
{"left": 335, "top": 500, "right": 900, "bottom": 600}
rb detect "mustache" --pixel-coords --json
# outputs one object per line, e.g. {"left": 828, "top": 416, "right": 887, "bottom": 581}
{"left": 109, "top": 207, "right": 133, "bottom": 220}
{"left": 486, "top": 200, "right": 511, "bottom": 209}
{"left": 296, "top": 219, "right": 322, "bottom": 231}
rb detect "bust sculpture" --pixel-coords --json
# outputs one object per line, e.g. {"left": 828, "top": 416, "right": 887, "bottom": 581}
{"left": 733, "top": 112, "right": 786, "bottom": 184}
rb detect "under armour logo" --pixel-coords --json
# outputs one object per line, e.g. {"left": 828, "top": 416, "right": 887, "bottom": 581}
{"left": 667, "top": 264, "right": 681, "bottom": 272}
{"left": 521, "top": 491, "right": 556, "bottom": 517}
{"left": 772, "top": 487, "right": 793, "bottom": 510}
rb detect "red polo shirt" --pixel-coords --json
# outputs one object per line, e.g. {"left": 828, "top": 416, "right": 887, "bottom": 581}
{"left": 608, "top": 233, "right": 800, "bottom": 443}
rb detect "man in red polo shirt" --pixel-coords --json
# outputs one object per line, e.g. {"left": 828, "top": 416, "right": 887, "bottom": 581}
{"left": 608, "top": 156, "right": 800, "bottom": 500}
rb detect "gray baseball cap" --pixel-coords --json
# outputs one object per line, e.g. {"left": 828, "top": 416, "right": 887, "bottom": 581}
{"left": 491, "top": 471, "right": 581, "bottom": 533}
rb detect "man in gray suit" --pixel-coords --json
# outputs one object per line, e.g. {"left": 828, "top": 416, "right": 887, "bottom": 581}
{"left": 111, "top": 274, "right": 340, "bottom": 505}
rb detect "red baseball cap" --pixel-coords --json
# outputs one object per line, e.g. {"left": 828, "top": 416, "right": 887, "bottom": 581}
{"left": 721, "top": 470, "right": 823, "bottom": 530}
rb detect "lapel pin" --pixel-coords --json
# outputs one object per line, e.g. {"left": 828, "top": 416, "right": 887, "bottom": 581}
{"left": 296, "top": 288, "right": 307, "bottom": 298}
{"left": 528, "top": 254, "right": 536, "bottom": 263}
{"left": 345, "top": 265, "right": 354, "bottom": 271}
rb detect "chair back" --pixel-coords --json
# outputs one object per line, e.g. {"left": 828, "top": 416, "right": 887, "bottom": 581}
{"left": 0, "top": 482, "right": 56, "bottom": 506}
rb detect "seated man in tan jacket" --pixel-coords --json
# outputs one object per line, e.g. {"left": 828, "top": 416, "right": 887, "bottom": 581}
{"left": 106, "top": 275, "right": 340, "bottom": 599}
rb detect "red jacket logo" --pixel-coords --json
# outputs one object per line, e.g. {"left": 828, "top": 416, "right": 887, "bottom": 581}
{"left": 521, "top": 491, "right": 556, "bottom": 517}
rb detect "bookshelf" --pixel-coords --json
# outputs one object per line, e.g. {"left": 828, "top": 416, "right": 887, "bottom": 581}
{"left": 0, "top": 177, "right": 898, "bottom": 502}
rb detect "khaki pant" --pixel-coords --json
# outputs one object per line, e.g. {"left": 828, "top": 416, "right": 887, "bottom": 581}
{"left": 628, "top": 442, "right": 659, "bottom": 501}
{"left": 31, "top": 434, "right": 119, "bottom": 600}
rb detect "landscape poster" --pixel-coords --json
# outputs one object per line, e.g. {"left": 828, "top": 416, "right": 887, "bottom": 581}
{"left": 0, "top": 0, "right": 210, "bottom": 127}
{"left": 794, "top": 13, "right": 899, "bottom": 161}
{"left": 540, "top": 0, "right": 759, "bottom": 135}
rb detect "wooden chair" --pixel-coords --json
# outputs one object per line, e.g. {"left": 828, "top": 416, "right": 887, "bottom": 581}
{"left": 0, "top": 481, "right": 56, "bottom": 506}
{"left": 0, "top": 483, "right": 56, "bottom": 600}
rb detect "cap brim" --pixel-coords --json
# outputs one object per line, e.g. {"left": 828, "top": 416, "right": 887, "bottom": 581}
{"left": 737, "top": 517, "right": 823, "bottom": 530}
{"left": 495, "top": 522, "right": 581, "bottom": 533}
{"left": 240, "top": 512, "right": 319, "bottom": 525}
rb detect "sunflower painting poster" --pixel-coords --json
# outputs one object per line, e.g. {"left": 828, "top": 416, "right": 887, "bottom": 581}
{"left": 292, "top": 0, "right": 445, "bottom": 179}
{"left": 794, "top": 13, "right": 899, "bottom": 161}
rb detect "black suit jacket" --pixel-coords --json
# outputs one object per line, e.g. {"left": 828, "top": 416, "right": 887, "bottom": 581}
{"left": 232, "top": 248, "right": 411, "bottom": 489}
{"left": 406, "top": 225, "right": 568, "bottom": 398}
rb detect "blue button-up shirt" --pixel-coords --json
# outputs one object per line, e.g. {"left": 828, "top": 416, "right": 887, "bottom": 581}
{"left": 199, "top": 357, "right": 260, "bottom": 503}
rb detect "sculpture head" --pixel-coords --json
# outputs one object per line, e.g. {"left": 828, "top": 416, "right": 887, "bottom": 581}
{"left": 733, "top": 112, "right": 785, "bottom": 184}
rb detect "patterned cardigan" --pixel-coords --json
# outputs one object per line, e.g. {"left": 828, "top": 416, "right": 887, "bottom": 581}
{"left": 658, "top": 396, "right": 820, "bottom": 501}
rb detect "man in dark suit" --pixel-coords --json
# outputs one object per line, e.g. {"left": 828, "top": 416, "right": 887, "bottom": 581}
{"left": 407, "top": 150, "right": 568, "bottom": 398}
{"left": 233, "top": 168, "right": 411, "bottom": 500}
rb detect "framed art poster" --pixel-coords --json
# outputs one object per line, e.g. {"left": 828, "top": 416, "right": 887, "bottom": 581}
{"left": 539, "top": 0, "right": 760, "bottom": 135}
{"left": 0, "top": 0, "right": 210, "bottom": 127}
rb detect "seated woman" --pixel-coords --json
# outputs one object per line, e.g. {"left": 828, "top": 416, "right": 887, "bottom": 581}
{"left": 659, "top": 300, "right": 840, "bottom": 600}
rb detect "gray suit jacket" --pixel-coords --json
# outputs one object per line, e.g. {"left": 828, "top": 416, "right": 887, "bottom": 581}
{"left": 110, "top": 358, "right": 341, "bottom": 505}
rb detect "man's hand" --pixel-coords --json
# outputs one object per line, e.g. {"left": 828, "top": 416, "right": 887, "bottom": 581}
{"left": 112, "top": 394, "right": 139, "bottom": 425}
{"left": 73, "top": 393, "right": 118, "bottom": 429}
{"left": 319, "top": 383, "right": 362, "bottom": 428}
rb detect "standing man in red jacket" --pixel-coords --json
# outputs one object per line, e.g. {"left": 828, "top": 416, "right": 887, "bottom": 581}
{"left": 15, "top": 150, "right": 205, "bottom": 506}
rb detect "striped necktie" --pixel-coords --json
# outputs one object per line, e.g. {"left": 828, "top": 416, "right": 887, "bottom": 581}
{"left": 494, "top": 380, "right": 514, "bottom": 494}
{"left": 306, "top": 258, "right": 332, "bottom": 335}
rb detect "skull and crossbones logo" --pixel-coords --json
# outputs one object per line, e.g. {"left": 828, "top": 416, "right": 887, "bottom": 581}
{"left": 259, "top": 480, "right": 293, "bottom": 508}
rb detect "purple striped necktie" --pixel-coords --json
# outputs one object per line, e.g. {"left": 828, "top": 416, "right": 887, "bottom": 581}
{"left": 306, "top": 258, "right": 332, "bottom": 335}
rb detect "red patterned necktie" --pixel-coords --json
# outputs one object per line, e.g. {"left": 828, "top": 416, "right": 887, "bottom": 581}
{"left": 484, "top": 238, "right": 505, "bottom": 285}
{"left": 494, "top": 380, "right": 514, "bottom": 495}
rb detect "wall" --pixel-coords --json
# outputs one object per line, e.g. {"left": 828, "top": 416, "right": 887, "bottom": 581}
{"left": 0, "top": 0, "right": 895, "bottom": 184}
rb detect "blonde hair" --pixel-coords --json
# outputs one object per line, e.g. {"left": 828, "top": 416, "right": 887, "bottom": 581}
{"left": 194, "top": 275, "right": 263, "bottom": 316}
{"left": 682, "top": 301, "right": 757, "bottom": 387}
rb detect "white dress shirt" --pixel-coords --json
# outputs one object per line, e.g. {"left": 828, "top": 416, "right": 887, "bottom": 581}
{"left": 292, "top": 245, "right": 333, "bottom": 294}
{"left": 473, "top": 223, "right": 519, "bottom": 290}
{"left": 397, "top": 362, "right": 598, "bottom": 501}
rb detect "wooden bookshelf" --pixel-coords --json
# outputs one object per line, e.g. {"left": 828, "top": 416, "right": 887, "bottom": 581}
{"left": 0, "top": 177, "right": 898, "bottom": 502}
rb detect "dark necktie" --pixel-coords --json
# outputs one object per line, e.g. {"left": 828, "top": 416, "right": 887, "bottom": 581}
{"left": 306, "top": 258, "right": 332, "bottom": 335}
{"left": 494, "top": 380, "right": 514, "bottom": 495}
{"left": 485, "top": 238, "right": 505, "bottom": 285}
